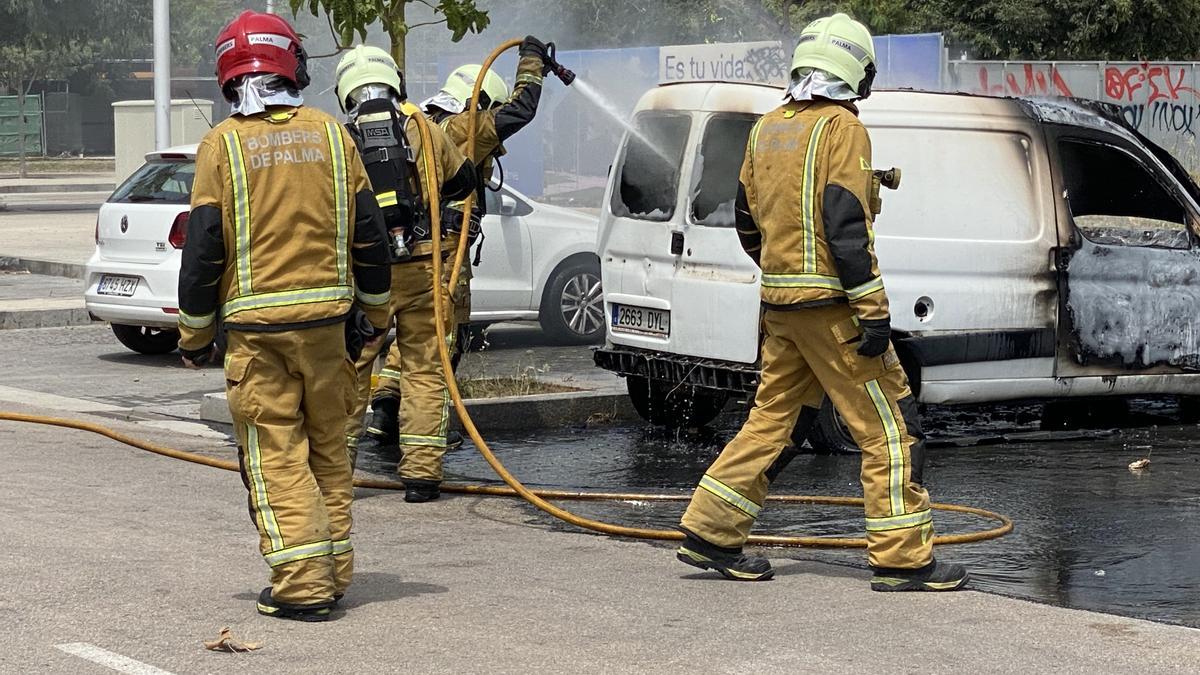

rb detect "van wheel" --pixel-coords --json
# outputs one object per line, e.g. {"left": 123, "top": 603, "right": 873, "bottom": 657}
{"left": 111, "top": 324, "right": 180, "bottom": 355}
{"left": 805, "top": 399, "right": 862, "bottom": 455}
{"left": 539, "top": 258, "right": 604, "bottom": 344}
{"left": 626, "top": 376, "right": 728, "bottom": 428}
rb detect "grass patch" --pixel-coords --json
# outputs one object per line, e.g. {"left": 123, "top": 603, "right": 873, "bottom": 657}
{"left": 458, "top": 376, "right": 580, "bottom": 399}
{"left": 0, "top": 157, "right": 115, "bottom": 175}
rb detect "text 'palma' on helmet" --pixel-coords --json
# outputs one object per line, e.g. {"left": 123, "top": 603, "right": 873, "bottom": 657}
{"left": 790, "top": 13, "right": 877, "bottom": 99}
{"left": 335, "top": 45, "right": 407, "bottom": 113}
{"left": 214, "top": 10, "right": 309, "bottom": 96}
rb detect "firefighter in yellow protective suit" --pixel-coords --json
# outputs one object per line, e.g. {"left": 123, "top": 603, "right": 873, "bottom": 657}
{"left": 177, "top": 12, "right": 392, "bottom": 621}
{"left": 676, "top": 14, "right": 969, "bottom": 592}
{"left": 362, "top": 37, "right": 555, "bottom": 449}
{"left": 333, "top": 46, "right": 476, "bottom": 503}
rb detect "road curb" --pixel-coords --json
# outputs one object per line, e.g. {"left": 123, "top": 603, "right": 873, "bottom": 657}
{"left": 0, "top": 307, "right": 93, "bottom": 330}
{"left": 201, "top": 388, "right": 638, "bottom": 431}
{"left": 0, "top": 256, "right": 87, "bottom": 279}
{"left": 0, "top": 182, "right": 114, "bottom": 195}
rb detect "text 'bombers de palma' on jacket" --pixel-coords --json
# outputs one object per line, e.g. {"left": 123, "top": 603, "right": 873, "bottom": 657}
{"left": 435, "top": 53, "right": 544, "bottom": 186}
{"left": 177, "top": 105, "right": 392, "bottom": 351}
{"left": 737, "top": 98, "right": 889, "bottom": 324}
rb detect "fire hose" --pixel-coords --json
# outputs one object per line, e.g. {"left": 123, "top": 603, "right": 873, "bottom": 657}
{"left": 0, "top": 39, "right": 1013, "bottom": 552}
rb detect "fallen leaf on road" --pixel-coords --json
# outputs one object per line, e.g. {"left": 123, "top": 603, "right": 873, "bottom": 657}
{"left": 1128, "top": 458, "right": 1151, "bottom": 472}
{"left": 203, "top": 627, "right": 262, "bottom": 652}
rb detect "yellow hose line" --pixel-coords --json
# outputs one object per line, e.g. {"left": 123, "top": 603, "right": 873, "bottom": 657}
{"left": 0, "top": 410, "right": 1012, "bottom": 548}
{"left": 409, "top": 39, "right": 1013, "bottom": 549}
{"left": 446, "top": 37, "right": 524, "bottom": 293}
{"left": 0, "top": 40, "right": 1012, "bottom": 552}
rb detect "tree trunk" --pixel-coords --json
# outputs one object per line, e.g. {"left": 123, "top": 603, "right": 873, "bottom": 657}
{"left": 388, "top": 1, "right": 407, "bottom": 72}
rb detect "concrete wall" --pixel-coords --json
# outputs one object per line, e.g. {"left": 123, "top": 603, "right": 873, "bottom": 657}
{"left": 112, "top": 99, "right": 213, "bottom": 180}
{"left": 948, "top": 61, "right": 1200, "bottom": 172}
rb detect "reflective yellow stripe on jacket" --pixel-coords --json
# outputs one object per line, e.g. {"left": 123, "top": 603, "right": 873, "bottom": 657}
{"left": 222, "top": 131, "right": 253, "bottom": 296}
{"left": 324, "top": 122, "right": 350, "bottom": 286}
{"left": 801, "top": 117, "right": 830, "bottom": 273}
{"left": 223, "top": 286, "right": 353, "bottom": 320}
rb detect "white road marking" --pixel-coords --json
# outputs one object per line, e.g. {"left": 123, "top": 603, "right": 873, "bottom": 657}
{"left": 0, "top": 384, "right": 124, "bottom": 413}
{"left": 55, "top": 643, "right": 175, "bottom": 675}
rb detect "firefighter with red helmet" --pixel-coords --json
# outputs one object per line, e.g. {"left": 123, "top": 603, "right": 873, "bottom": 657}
{"left": 177, "top": 10, "right": 391, "bottom": 621}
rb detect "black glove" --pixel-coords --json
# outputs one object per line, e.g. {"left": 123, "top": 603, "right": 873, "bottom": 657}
{"left": 518, "top": 35, "right": 549, "bottom": 66}
{"left": 181, "top": 343, "right": 215, "bottom": 367}
{"left": 856, "top": 318, "right": 891, "bottom": 358}
{"left": 345, "top": 308, "right": 378, "bottom": 362}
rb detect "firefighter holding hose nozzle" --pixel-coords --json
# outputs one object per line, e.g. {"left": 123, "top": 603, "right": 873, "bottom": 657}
{"left": 363, "top": 35, "right": 566, "bottom": 454}
{"left": 334, "top": 45, "right": 476, "bottom": 503}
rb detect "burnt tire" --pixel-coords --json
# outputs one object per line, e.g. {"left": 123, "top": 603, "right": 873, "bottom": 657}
{"left": 111, "top": 323, "right": 180, "bottom": 355}
{"left": 803, "top": 398, "right": 862, "bottom": 455}
{"left": 626, "top": 376, "right": 728, "bottom": 428}
{"left": 539, "top": 258, "right": 604, "bottom": 345}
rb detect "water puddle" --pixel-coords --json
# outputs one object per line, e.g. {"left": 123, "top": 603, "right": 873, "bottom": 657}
{"left": 359, "top": 400, "right": 1200, "bottom": 628}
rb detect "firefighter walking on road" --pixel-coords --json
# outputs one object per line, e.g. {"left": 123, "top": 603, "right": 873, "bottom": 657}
{"left": 363, "top": 36, "right": 555, "bottom": 449}
{"left": 333, "top": 45, "right": 476, "bottom": 502}
{"left": 177, "top": 12, "right": 392, "bottom": 621}
{"left": 675, "top": 14, "right": 969, "bottom": 592}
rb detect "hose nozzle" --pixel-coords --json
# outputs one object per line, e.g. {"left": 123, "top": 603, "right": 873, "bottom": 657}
{"left": 545, "top": 42, "right": 576, "bottom": 86}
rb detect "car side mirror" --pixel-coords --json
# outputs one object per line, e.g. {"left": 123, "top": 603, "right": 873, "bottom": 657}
{"left": 500, "top": 194, "right": 518, "bottom": 217}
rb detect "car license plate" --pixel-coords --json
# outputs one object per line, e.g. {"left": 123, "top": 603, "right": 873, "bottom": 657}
{"left": 611, "top": 304, "right": 670, "bottom": 337}
{"left": 97, "top": 275, "right": 139, "bottom": 297}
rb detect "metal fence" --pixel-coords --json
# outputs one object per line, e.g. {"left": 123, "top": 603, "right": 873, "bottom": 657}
{"left": 0, "top": 94, "right": 44, "bottom": 157}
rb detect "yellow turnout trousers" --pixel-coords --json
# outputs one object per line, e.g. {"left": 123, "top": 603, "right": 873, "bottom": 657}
{"left": 680, "top": 303, "right": 934, "bottom": 569}
{"left": 346, "top": 259, "right": 455, "bottom": 480}
{"left": 224, "top": 322, "right": 356, "bottom": 605}
{"left": 374, "top": 261, "right": 470, "bottom": 400}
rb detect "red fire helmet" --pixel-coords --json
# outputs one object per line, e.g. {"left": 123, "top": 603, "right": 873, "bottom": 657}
{"left": 214, "top": 10, "right": 309, "bottom": 90}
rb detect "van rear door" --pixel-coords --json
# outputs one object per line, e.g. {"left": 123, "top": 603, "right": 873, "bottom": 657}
{"left": 598, "top": 111, "right": 761, "bottom": 365}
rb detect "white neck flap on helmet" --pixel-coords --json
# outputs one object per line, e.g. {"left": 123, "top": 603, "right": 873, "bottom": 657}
{"left": 230, "top": 74, "right": 304, "bottom": 116}
{"left": 786, "top": 67, "right": 859, "bottom": 103}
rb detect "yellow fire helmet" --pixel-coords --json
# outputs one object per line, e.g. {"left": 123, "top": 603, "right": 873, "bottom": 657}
{"left": 441, "top": 64, "right": 510, "bottom": 109}
{"left": 335, "top": 45, "right": 405, "bottom": 113}
{"left": 791, "top": 13, "right": 877, "bottom": 99}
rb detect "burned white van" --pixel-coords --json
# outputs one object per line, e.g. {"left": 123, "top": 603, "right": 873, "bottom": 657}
{"left": 593, "top": 82, "right": 1200, "bottom": 451}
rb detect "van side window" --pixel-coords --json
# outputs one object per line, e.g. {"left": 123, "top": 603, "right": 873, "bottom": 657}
{"left": 689, "top": 115, "right": 757, "bottom": 227}
{"left": 610, "top": 113, "right": 690, "bottom": 222}
{"left": 1059, "top": 139, "right": 1191, "bottom": 250}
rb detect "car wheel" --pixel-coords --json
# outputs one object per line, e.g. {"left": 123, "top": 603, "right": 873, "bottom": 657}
{"left": 539, "top": 258, "right": 604, "bottom": 344}
{"left": 804, "top": 398, "right": 862, "bottom": 455}
{"left": 111, "top": 324, "right": 180, "bottom": 355}
{"left": 626, "top": 376, "right": 728, "bottom": 428}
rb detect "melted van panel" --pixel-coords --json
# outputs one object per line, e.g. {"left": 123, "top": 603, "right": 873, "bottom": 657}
{"left": 1065, "top": 238, "right": 1200, "bottom": 370}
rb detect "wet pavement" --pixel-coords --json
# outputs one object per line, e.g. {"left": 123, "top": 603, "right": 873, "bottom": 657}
{"left": 360, "top": 399, "right": 1200, "bottom": 629}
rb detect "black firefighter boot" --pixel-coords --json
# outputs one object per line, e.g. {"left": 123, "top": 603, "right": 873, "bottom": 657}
{"left": 364, "top": 395, "right": 400, "bottom": 445}
{"left": 675, "top": 528, "right": 774, "bottom": 581}
{"left": 256, "top": 588, "right": 335, "bottom": 622}
{"left": 870, "top": 558, "right": 970, "bottom": 592}
{"left": 404, "top": 479, "right": 441, "bottom": 503}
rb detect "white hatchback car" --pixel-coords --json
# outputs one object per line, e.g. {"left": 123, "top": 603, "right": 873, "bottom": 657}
{"left": 85, "top": 145, "right": 604, "bottom": 354}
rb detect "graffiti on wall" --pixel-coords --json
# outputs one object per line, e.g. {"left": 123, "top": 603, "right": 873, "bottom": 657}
{"left": 976, "top": 64, "right": 1075, "bottom": 97}
{"left": 951, "top": 61, "right": 1200, "bottom": 170}
{"left": 659, "top": 41, "right": 788, "bottom": 84}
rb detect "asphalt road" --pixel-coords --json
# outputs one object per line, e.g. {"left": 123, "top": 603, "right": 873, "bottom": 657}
{"left": 1, "top": 323, "right": 1200, "bottom": 672}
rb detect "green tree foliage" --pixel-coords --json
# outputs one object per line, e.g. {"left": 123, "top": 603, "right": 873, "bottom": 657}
{"left": 289, "top": 0, "right": 490, "bottom": 69}
{"left": 768, "top": 0, "right": 1200, "bottom": 60}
